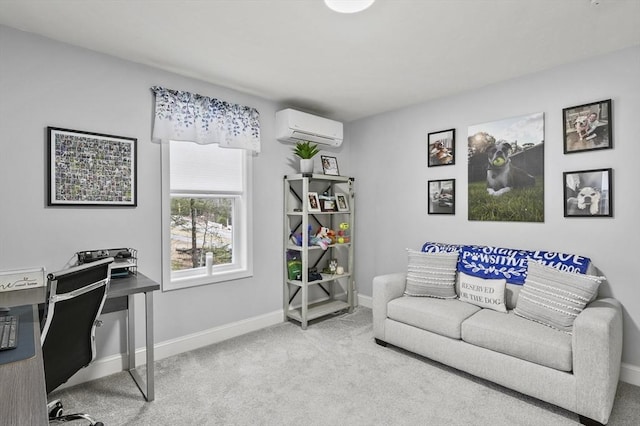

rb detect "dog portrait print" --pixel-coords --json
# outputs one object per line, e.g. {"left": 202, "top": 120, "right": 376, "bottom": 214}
{"left": 564, "top": 169, "right": 612, "bottom": 217}
{"left": 427, "top": 129, "right": 455, "bottom": 167}
{"left": 563, "top": 99, "right": 612, "bottom": 153}
{"left": 468, "top": 112, "right": 544, "bottom": 223}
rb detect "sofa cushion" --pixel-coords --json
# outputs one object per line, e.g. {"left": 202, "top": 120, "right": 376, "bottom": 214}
{"left": 462, "top": 309, "right": 573, "bottom": 372}
{"left": 388, "top": 296, "right": 481, "bottom": 339}
{"left": 458, "top": 272, "right": 507, "bottom": 313}
{"left": 514, "top": 261, "right": 603, "bottom": 333}
{"left": 404, "top": 249, "right": 458, "bottom": 299}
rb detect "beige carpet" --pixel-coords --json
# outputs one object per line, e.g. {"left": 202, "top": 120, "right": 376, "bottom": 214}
{"left": 51, "top": 307, "right": 640, "bottom": 425}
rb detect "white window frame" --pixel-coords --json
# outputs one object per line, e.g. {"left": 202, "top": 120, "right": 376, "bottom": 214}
{"left": 161, "top": 142, "right": 253, "bottom": 291}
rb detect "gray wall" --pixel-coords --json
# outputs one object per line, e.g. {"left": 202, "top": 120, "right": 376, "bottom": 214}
{"left": 348, "top": 46, "right": 640, "bottom": 368}
{"left": 0, "top": 25, "right": 348, "bottom": 357}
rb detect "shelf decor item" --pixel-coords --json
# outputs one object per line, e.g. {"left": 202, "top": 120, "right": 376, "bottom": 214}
{"left": 48, "top": 127, "right": 137, "bottom": 206}
{"left": 321, "top": 155, "right": 340, "bottom": 175}
{"left": 292, "top": 140, "right": 320, "bottom": 174}
{"left": 563, "top": 99, "right": 612, "bottom": 154}
{"left": 307, "top": 191, "right": 321, "bottom": 212}
{"left": 563, "top": 168, "right": 612, "bottom": 217}
{"left": 335, "top": 193, "right": 349, "bottom": 211}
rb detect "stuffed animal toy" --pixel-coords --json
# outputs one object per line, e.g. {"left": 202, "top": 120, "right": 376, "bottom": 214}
{"left": 311, "top": 227, "right": 332, "bottom": 250}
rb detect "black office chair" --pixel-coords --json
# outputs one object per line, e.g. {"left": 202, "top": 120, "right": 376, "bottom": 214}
{"left": 41, "top": 257, "right": 113, "bottom": 426}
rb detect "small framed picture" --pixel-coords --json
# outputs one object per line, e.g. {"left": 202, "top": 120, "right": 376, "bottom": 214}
{"left": 335, "top": 193, "right": 349, "bottom": 212}
{"left": 321, "top": 155, "right": 340, "bottom": 175}
{"left": 428, "top": 179, "right": 455, "bottom": 215}
{"left": 564, "top": 168, "right": 612, "bottom": 217}
{"left": 307, "top": 191, "right": 321, "bottom": 212}
{"left": 48, "top": 127, "right": 137, "bottom": 206}
{"left": 562, "top": 99, "right": 612, "bottom": 154}
{"left": 427, "top": 128, "right": 455, "bottom": 167}
{"left": 319, "top": 195, "right": 336, "bottom": 212}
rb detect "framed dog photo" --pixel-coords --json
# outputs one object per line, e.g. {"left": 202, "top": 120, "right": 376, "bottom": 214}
{"left": 321, "top": 155, "right": 340, "bottom": 175}
{"left": 564, "top": 168, "right": 612, "bottom": 218}
{"left": 428, "top": 179, "right": 455, "bottom": 215}
{"left": 307, "top": 191, "right": 321, "bottom": 212}
{"left": 335, "top": 193, "right": 349, "bottom": 212}
{"left": 427, "top": 128, "right": 455, "bottom": 167}
{"left": 48, "top": 127, "right": 137, "bottom": 206}
{"left": 562, "top": 99, "right": 612, "bottom": 154}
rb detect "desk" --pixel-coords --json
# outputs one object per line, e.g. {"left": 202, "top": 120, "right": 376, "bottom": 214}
{"left": 0, "top": 272, "right": 160, "bottom": 423}
{"left": 103, "top": 273, "right": 160, "bottom": 402}
{"left": 0, "top": 303, "right": 47, "bottom": 425}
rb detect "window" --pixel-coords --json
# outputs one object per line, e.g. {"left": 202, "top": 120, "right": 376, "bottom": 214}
{"left": 161, "top": 141, "right": 252, "bottom": 290}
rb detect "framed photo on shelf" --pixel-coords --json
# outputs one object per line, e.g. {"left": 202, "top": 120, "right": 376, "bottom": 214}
{"left": 427, "top": 128, "right": 455, "bottom": 167}
{"left": 564, "top": 168, "right": 612, "bottom": 217}
{"left": 562, "top": 99, "right": 612, "bottom": 154}
{"left": 321, "top": 155, "right": 340, "bottom": 175}
{"left": 428, "top": 179, "right": 455, "bottom": 215}
{"left": 319, "top": 194, "right": 336, "bottom": 212}
{"left": 335, "top": 193, "right": 349, "bottom": 212}
{"left": 48, "top": 127, "right": 137, "bottom": 206}
{"left": 307, "top": 191, "right": 321, "bottom": 212}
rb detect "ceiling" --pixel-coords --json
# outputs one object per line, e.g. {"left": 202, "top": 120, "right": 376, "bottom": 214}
{"left": 1, "top": 0, "right": 639, "bottom": 123}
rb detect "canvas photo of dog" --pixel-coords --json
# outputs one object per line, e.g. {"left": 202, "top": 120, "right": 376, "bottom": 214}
{"left": 564, "top": 169, "right": 612, "bottom": 217}
{"left": 467, "top": 112, "right": 544, "bottom": 223}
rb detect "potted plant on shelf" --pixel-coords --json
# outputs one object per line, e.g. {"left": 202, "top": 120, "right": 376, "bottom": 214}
{"left": 293, "top": 141, "right": 320, "bottom": 174}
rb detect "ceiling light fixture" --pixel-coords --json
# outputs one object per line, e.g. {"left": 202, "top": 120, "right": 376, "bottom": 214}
{"left": 324, "top": 0, "right": 375, "bottom": 14}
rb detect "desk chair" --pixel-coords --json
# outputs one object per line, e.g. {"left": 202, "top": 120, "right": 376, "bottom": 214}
{"left": 41, "top": 257, "right": 113, "bottom": 426}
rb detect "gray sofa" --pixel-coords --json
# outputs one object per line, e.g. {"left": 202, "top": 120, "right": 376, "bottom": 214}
{"left": 373, "top": 263, "right": 623, "bottom": 425}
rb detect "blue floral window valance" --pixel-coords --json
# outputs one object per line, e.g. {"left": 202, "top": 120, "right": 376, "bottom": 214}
{"left": 151, "top": 86, "right": 261, "bottom": 153}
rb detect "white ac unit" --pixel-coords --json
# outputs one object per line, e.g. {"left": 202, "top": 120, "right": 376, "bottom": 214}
{"left": 275, "top": 108, "right": 343, "bottom": 147}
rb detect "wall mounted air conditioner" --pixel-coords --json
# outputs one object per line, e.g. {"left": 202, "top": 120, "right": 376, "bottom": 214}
{"left": 275, "top": 108, "right": 343, "bottom": 147}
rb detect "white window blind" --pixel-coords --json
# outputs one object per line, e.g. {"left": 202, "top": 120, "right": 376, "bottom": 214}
{"left": 170, "top": 141, "right": 243, "bottom": 193}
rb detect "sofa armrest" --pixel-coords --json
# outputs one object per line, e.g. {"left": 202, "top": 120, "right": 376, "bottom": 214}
{"left": 572, "top": 297, "right": 623, "bottom": 424}
{"left": 372, "top": 272, "right": 406, "bottom": 340}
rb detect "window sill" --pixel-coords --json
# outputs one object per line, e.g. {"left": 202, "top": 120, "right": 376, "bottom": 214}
{"left": 163, "top": 267, "right": 252, "bottom": 291}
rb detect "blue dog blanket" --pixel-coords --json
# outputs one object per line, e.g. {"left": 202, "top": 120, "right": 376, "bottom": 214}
{"left": 421, "top": 242, "right": 591, "bottom": 285}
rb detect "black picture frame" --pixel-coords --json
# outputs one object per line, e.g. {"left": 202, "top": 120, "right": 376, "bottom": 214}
{"left": 428, "top": 179, "right": 455, "bottom": 215}
{"left": 562, "top": 99, "right": 612, "bottom": 154}
{"left": 48, "top": 127, "right": 137, "bottom": 206}
{"left": 427, "top": 128, "right": 455, "bottom": 167}
{"left": 563, "top": 168, "right": 612, "bottom": 217}
{"left": 321, "top": 155, "right": 340, "bottom": 175}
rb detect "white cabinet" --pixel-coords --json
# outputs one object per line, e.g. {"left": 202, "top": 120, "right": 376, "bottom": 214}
{"left": 283, "top": 174, "right": 355, "bottom": 329}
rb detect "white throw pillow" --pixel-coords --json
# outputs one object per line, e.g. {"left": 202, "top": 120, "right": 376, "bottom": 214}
{"left": 514, "top": 260, "right": 603, "bottom": 333}
{"left": 458, "top": 272, "right": 507, "bottom": 313}
{"left": 404, "top": 249, "right": 458, "bottom": 299}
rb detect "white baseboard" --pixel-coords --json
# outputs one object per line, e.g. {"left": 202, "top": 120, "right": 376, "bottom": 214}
{"left": 357, "top": 292, "right": 372, "bottom": 309}
{"left": 620, "top": 362, "right": 640, "bottom": 386}
{"left": 59, "top": 309, "right": 284, "bottom": 390}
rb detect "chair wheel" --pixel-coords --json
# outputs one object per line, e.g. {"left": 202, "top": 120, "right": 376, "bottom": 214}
{"left": 94, "top": 423, "right": 104, "bottom": 426}
{"left": 49, "top": 401, "right": 63, "bottom": 418}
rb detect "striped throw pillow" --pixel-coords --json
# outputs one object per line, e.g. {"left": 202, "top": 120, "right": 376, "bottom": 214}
{"left": 514, "top": 260, "right": 603, "bottom": 333}
{"left": 404, "top": 249, "right": 458, "bottom": 299}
